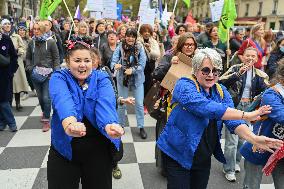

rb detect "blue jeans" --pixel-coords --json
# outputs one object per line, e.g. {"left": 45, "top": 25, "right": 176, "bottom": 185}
{"left": 165, "top": 154, "right": 210, "bottom": 189}
{"left": 32, "top": 79, "right": 51, "bottom": 119}
{"left": 223, "top": 101, "right": 251, "bottom": 174}
{"left": 117, "top": 82, "right": 144, "bottom": 128}
{"left": 0, "top": 102, "right": 16, "bottom": 129}
{"left": 243, "top": 159, "right": 284, "bottom": 189}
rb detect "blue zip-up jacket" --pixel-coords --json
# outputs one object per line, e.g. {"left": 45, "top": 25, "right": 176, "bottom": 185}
{"left": 49, "top": 69, "right": 120, "bottom": 160}
{"left": 110, "top": 42, "right": 147, "bottom": 87}
{"left": 157, "top": 77, "right": 246, "bottom": 170}
{"left": 240, "top": 83, "right": 284, "bottom": 165}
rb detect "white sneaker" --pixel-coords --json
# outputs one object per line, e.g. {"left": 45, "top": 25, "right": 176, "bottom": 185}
{"left": 225, "top": 172, "right": 236, "bottom": 182}
{"left": 235, "top": 164, "right": 241, "bottom": 173}
{"left": 223, "top": 169, "right": 236, "bottom": 182}
{"left": 21, "top": 93, "right": 29, "bottom": 101}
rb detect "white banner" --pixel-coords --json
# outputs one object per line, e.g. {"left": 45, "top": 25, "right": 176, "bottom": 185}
{"left": 140, "top": 9, "right": 156, "bottom": 26}
{"left": 209, "top": 0, "right": 224, "bottom": 22}
{"left": 138, "top": 0, "right": 150, "bottom": 17}
{"left": 102, "top": 0, "right": 117, "bottom": 19}
{"left": 87, "top": 0, "right": 104, "bottom": 12}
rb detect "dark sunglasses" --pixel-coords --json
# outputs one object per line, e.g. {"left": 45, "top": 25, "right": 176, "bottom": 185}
{"left": 200, "top": 67, "right": 221, "bottom": 77}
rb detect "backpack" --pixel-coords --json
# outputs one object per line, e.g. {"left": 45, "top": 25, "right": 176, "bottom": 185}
{"left": 167, "top": 76, "right": 224, "bottom": 119}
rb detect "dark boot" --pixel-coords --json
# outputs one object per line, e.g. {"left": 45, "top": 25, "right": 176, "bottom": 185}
{"left": 139, "top": 128, "right": 147, "bottom": 139}
{"left": 15, "top": 93, "right": 23, "bottom": 111}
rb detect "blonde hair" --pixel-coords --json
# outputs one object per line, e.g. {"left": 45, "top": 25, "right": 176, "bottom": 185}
{"left": 35, "top": 22, "right": 47, "bottom": 34}
{"left": 78, "top": 21, "right": 90, "bottom": 36}
{"left": 250, "top": 23, "right": 263, "bottom": 41}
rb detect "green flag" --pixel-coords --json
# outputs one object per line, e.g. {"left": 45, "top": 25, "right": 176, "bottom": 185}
{"left": 218, "top": 0, "right": 237, "bottom": 43}
{"left": 40, "top": 0, "right": 62, "bottom": 19}
{"left": 183, "top": 0, "right": 191, "bottom": 8}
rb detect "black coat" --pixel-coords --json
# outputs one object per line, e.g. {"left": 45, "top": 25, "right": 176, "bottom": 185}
{"left": 152, "top": 54, "right": 173, "bottom": 82}
{"left": 266, "top": 50, "right": 284, "bottom": 79}
{"left": 0, "top": 34, "right": 18, "bottom": 102}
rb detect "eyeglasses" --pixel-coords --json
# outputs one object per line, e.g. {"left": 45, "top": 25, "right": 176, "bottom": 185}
{"left": 183, "top": 43, "right": 195, "bottom": 48}
{"left": 200, "top": 67, "right": 221, "bottom": 77}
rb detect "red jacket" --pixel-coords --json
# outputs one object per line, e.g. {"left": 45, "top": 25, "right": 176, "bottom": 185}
{"left": 238, "top": 38, "right": 267, "bottom": 69}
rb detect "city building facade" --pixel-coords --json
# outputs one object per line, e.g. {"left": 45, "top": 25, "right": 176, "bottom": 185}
{"left": 2, "top": 0, "right": 40, "bottom": 19}
{"left": 191, "top": 0, "right": 284, "bottom": 30}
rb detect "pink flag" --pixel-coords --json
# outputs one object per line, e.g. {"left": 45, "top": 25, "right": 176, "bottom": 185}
{"left": 185, "top": 11, "right": 196, "bottom": 24}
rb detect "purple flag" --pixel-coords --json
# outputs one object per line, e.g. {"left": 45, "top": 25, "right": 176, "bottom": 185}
{"left": 74, "top": 5, "right": 81, "bottom": 20}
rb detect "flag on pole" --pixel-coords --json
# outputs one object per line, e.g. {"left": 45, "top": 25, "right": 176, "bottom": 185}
{"left": 218, "top": 0, "right": 237, "bottom": 43}
{"left": 183, "top": 0, "right": 191, "bottom": 8}
{"left": 158, "top": 0, "right": 163, "bottom": 19}
{"left": 40, "top": 0, "right": 62, "bottom": 19}
{"left": 161, "top": 3, "right": 169, "bottom": 27}
{"left": 74, "top": 5, "right": 81, "bottom": 20}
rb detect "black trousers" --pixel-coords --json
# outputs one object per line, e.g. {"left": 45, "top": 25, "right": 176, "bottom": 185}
{"left": 165, "top": 154, "right": 211, "bottom": 189}
{"left": 47, "top": 130, "right": 112, "bottom": 189}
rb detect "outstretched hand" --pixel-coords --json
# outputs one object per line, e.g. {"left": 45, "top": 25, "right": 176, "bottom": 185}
{"left": 245, "top": 105, "right": 272, "bottom": 122}
{"left": 105, "top": 124, "right": 124, "bottom": 139}
{"left": 65, "top": 122, "right": 86, "bottom": 137}
{"left": 252, "top": 135, "right": 283, "bottom": 153}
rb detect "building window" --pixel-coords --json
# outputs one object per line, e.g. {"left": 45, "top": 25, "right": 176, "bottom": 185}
{"left": 270, "top": 22, "right": 275, "bottom": 30}
{"left": 245, "top": 4, "right": 249, "bottom": 17}
{"left": 257, "top": 2, "right": 263, "bottom": 16}
{"left": 272, "top": 0, "right": 278, "bottom": 14}
{"left": 280, "top": 21, "right": 284, "bottom": 30}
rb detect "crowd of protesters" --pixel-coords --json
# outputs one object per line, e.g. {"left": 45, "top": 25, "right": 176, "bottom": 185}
{"left": 0, "top": 12, "right": 284, "bottom": 189}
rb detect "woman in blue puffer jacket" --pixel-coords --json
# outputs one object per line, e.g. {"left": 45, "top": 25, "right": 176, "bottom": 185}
{"left": 241, "top": 60, "right": 284, "bottom": 189}
{"left": 157, "top": 48, "right": 283, "bottom": 189}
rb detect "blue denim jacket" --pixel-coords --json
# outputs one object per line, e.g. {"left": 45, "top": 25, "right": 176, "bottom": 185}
{"left": 110, "top": 43, "right": 147, "bottom": 87}
{"left": 49, "top": 69, "right": 120, "bottom": 160}
{"left": 241, "top": 84, "right": 284, "bottom": 165}
{"left": 157, "top": 77, "right": 246, "bottom": 170}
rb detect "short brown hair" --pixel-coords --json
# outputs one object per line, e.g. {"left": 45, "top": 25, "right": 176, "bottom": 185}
{"left": 139, "top": 24, "right": 153, "bottom": 36}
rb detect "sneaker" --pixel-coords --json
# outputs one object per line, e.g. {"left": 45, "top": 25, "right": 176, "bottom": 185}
{"left": 139, "top": 128, "right": 147, "bottom": 139}
{"left": 42, "top": 122, "right": 50, "bottom": 132}
{"left": 112, "top": 166, "right": 122, "bottom": 179}
{"left": 21, "top": 93, "right": 29, "bottom": 101}
{"left": 223, "top": 170, "right": 236, "bottom": 182}
{"left": 235, "top": 164, "right": 241, "bottom": 173}
{"left": 9, "top": 126, "right": 18, "bottom": 132}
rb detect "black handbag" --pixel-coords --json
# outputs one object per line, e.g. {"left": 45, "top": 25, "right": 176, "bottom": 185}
{"left": 0, "top": 54, "right": 10, "bottom": 67}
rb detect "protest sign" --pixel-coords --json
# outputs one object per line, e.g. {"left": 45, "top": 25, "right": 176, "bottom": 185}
{"left": 161, "top": 53, "right": 192, "bottom": 92}
{"left": 209, "top": 0, "right": 224, "bottom": 22}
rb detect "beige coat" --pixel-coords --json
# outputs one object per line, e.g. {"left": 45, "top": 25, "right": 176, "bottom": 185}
{"left": 11, "top": 33, "right": 30, "bottom": 93}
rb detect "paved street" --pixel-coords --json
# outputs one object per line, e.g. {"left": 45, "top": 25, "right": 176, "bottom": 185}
{"left": 0, "top": 97, "right": 275, "bottom": 189}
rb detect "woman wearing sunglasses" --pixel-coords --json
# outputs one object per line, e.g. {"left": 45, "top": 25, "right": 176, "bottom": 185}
{"left": 152, "top": 32, "right": 197, "bottom": 176}
{"left": 157, "top": 48, "right": 283, "bottom": 189}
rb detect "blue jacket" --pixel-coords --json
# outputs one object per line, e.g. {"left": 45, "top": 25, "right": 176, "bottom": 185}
{"left": 49, "top": 69, "right": 120, "bottom": 160}
{"left": 240, "top": 84, "right": 284, "bottom": 165}
{"left": 157, "top": 77, "right": 246, "bottom": 170}
{"left": 110, "top": 42, "right": 147, "bottom": 87}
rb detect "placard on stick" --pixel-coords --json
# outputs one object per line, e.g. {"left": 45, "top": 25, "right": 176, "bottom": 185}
{"left": 161, "top": 53, "right": 192, "bottom": 92}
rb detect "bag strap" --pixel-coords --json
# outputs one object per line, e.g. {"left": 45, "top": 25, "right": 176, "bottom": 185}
{"left": 170, "top": 77, "right": 224, "bottom": 109}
